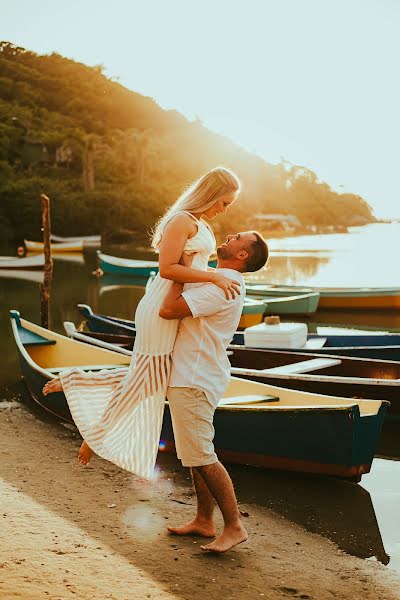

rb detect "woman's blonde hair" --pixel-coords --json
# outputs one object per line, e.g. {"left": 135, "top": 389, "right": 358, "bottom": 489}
{"left": 151, "top": 166, "right": 241, "bottom": 249}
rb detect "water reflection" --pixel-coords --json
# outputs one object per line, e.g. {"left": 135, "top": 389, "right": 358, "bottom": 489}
{"left": 229, "top": 465, "right": 390, "bottom": 566}
{"left": 253, "top": 223, "right": 400, "bottom": 288}
{"left": 98, "top": 274, "right": 146, "bottom": 320}
{"left": 253, "top": 255, "right": 330, "bottom": 286}
{"left": 52, "top": 252, "right": 85, "bottom": 265}
{"left": 0, "top": 269, "right": 44, "bottom": 284}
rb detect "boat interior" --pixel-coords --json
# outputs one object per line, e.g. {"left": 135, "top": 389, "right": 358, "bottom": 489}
{"left": 221, "top": 377, "right": 384, "bottom": 416}
{"left": 229, "top": 346, "right": 400, "bottom": 380}
{"left": 16, "top": 316, "right": 130, "bottom": 372}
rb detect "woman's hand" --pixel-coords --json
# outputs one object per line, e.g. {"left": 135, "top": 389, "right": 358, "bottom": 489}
{"left": 210, "top": 272, "right": 241, "bottom": 300}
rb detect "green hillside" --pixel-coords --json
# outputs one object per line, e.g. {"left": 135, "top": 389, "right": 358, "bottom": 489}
{"left": 0, "top": 41, "right": 375, "bottom": 245}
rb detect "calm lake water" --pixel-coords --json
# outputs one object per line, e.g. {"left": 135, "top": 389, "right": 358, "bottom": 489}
{"left": 0, "top": 222, "right": 399, "bottom": 572}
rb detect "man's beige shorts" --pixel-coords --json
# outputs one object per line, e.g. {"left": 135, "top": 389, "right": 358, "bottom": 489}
{"left": 166, "top": 386, "right": 218, "bottom": 468}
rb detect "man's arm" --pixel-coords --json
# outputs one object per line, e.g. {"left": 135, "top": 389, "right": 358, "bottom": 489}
{"left": 159, "top": 282, "right": 193, "bottom": 320}
{"left": 159, "top": 275, "right": 243, "bottom": 321}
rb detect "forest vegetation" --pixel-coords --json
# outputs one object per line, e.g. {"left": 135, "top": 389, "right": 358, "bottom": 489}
{"left": 0, "top": 41, "right": 375, "bottom": 245}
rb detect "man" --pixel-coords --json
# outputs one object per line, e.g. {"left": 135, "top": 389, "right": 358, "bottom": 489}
{"left": 159, "top": 231, "right": 269, "bottom": 553}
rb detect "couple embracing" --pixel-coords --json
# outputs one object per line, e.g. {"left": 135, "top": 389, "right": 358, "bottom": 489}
{"left": 43, "top": 166, "right": 269, "bottom": 553}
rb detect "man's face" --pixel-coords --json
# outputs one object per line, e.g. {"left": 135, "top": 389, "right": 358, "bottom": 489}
{"left": 217, "top": 231, "right": 258, "bottom": 260}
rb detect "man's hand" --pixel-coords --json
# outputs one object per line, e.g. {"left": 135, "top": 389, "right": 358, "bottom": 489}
{"left": 179, "top": 252, "right": 196, "bottom": 268}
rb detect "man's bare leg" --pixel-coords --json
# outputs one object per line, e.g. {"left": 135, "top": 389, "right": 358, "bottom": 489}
{"left": 167, "top": 468, "right": 216, "bottom": 537}
{"left": 196, "top": 462, "right": 248, "bottom": 553}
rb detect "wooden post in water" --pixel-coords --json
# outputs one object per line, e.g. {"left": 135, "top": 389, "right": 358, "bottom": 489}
{"left": 40, "top": 193, "right": 53, "bottom": 328}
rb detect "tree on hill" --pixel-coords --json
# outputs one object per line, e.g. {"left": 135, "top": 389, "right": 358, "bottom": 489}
{"left": 0, "top": 41, "right": 376, "bottom": 243}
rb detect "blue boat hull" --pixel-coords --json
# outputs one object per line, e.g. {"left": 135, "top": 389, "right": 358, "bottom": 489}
{"left": 18, "top": 349, "right": 72, "bottom": 422}
{"left": 19, "top": 350, "right": 387, "bottom": 480}
{"left": 160, "top": 402, "right": 387, "bottom": 481}
{"left": 100, "top": 257, "right": 218, "bottom": 277}
{"left": 100, "top": 259, "right": 158, "bottom": 277}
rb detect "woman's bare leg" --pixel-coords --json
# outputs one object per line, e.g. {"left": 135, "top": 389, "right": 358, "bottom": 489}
{"left": 78, "top": 441, "right": 94, "bottom": 465}
{"left": 42, "top": 378, "right": 94, "bottom": 466}
{"left": 42, "top": 378, "right": 63, "bottom": 395}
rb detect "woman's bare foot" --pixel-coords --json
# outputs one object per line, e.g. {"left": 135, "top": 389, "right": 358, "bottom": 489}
{"left": 167, "top": 517, "right": 216, "bottom": 538}
{"left": 42, "top": 378, "right": 63, "bottom": 396}
{"left": 200, "top": 523, "right": 248, "bottom": 553}
{"left": 78, "top": 441, "right": 94, "bottom": 465}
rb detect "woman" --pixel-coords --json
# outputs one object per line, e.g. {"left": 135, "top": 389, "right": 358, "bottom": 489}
{"left": 43, "top": 166, "right": 241, "bottom": 478}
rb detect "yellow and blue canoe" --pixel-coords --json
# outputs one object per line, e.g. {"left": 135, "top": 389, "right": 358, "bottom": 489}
{"left": 10, "top": 310, "right": 388, "bottom": 481}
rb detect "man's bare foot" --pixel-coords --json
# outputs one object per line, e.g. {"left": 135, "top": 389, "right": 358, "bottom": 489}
{"left": 200, "top": 523, "right": 248, "bottom": 553}
{"left": 78, "top": 441, "right": 94, "bottom": 465}
{"left": 42, "top": 378, "right": 63, "bottom": 396}
{"left": 167, "top": 518, "right": 216, "bottom": 538}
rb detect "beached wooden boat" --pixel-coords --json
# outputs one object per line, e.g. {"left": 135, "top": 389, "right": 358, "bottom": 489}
{"left": 254, "top": 292, "right": 320, "bottom": 315}
{"left": 232, "top": 331, "right": 400, "bottom": 361}
{"left": 25, "top": 239, "right": 84, "bottom": 253}
{"left": 239, "top": 298, "right": 267, "bottom": 328}
{"left": 0, "top": 254, "right": 44, "bottom": 269}
{"left": 79, "top": 304, "right": 136, "bottom": 335}
{"left": 227, "top": 346, "right": 400, "bottom": 418}
{"left": 246, "top": 283, "right": 400, "bottom": 310}
{"left": 11, "top": 310, "right": 388, "bottom": 480}
{"left": 67, "top": 321, "right": 400, "bottom": 421}
{"left": 99, "top": 252, "right": 218, "bottom": 277}
{"left": 51, "top": 234, "right": 101, "bottom": 244}
{"left": 64, "top": 322, "right": 134, "bottom": 354}
{"left": 78, "top": 304, "right": 400, "bottom": 361}
{"left": 11, "top": 310, "right": 130, "bottom": 422}
{"left": 79, "top": 299, "right": 267, "bottom": 332}
{"left": 310, "top": 310, "right": 400, "bottom": 331}
{"left": 316, "top": 287, "right": 400, "bottom": 310}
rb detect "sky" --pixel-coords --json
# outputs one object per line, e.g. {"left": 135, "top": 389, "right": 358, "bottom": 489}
{"left": 1, "top": 0, "right": 399, "bottom": 217}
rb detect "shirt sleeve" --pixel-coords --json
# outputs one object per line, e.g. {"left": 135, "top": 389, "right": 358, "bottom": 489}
{"left": 182, "top": 283, "right": 242, "bottom": 318}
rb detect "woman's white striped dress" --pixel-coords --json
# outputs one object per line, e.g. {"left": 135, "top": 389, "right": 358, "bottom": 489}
{"left": 59, "top": 213, "right": 216, "bottom": 478}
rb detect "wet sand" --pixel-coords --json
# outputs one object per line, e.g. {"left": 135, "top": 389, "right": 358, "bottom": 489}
{"left": 0, "top": 400, "right": 399, "bottom": 600}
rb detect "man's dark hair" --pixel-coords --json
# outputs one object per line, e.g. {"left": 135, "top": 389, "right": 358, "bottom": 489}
{"left": 244, "top": 232, "right": 269, "bottom": 272}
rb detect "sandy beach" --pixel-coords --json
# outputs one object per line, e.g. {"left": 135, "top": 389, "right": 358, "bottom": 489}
{"left": 0, "top": 396, "right": 399, "bottom": 600}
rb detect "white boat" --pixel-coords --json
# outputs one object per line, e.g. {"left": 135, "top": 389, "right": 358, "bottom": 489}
{"left": 51, "top": 234, "right": 101, "bottom": 244}
{"left": 25, "top": 240, "right": 83, "bottom": 253}
{"left": 0, "top": 254, "right": 45, "bottom": 269}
